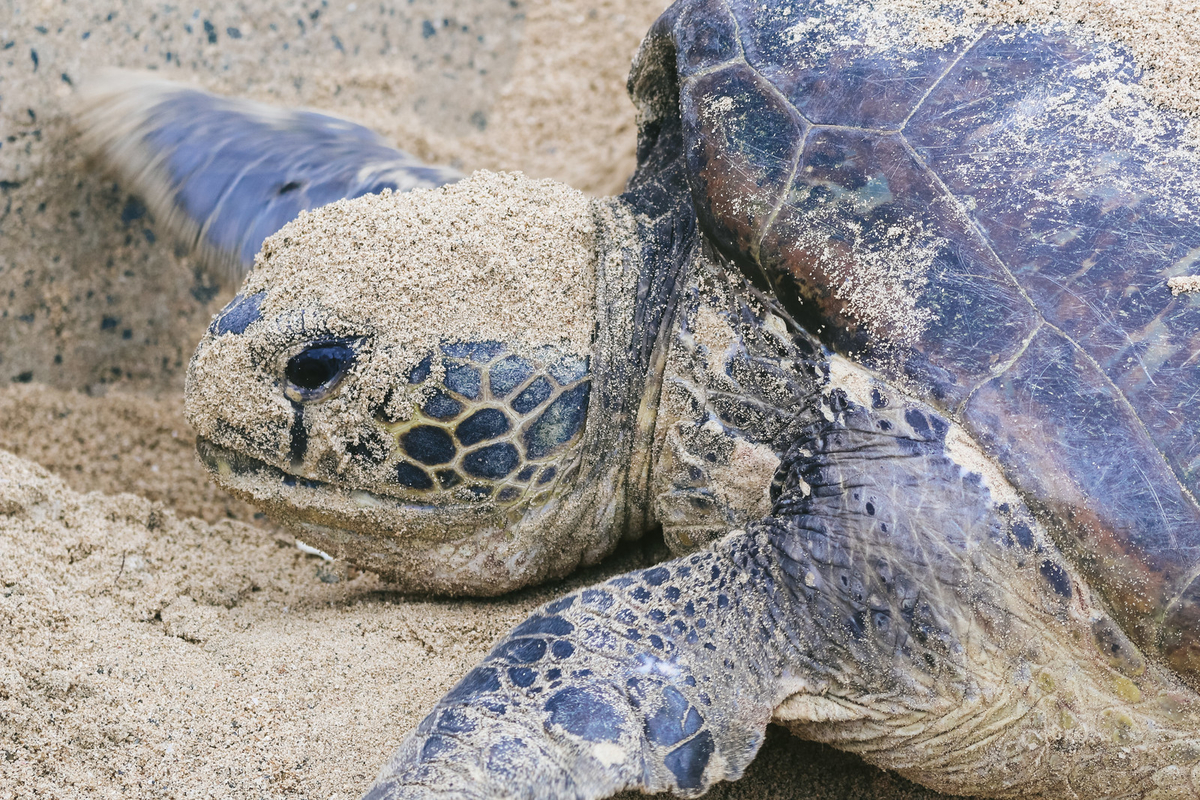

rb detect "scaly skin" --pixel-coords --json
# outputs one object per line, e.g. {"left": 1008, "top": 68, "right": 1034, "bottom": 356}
{"left": 363, "top": 305, "right": 1200, "bottom": 795}
{"left": 183, "top": 187, "right": 670, "bottom": 596}
{"left": 367, "top": 535, "right": 785, "bottom": 799}
{"left": 329, "top": 255, "right": 1200, "bottom": 798}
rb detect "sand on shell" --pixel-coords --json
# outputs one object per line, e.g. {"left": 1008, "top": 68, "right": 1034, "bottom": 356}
{"left": 1, "top": 0, "right": 1197, "bottom": 797}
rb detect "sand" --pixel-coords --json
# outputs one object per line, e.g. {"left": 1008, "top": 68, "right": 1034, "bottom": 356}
{"left": 2, "top": 0, "right": 1196, "bottom": 796}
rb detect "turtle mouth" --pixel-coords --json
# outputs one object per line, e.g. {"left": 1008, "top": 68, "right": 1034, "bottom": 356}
{"left": 195, "top": 437, "right": 484, "bottom": 536}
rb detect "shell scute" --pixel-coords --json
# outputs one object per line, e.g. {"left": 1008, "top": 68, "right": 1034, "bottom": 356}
{"left": 759, "top": 126, "right": 1039, "bottom": 406}
{"left": 673, "top": 0, "right": 741, "bottom": 79}
{"left": 962, "top": 326, "right": 1197, "bottom": 649}
{"left": 681, "top": 63, "right": 805, "bottom": 261}
{"left": 725, "top": 0, "right": 977, "bottom": 129}
{"left": 911, "top": 28, "right": 1200, "bottom": 503}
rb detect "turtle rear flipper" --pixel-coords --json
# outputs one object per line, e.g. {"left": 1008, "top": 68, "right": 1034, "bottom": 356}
{"left": 77, "top": 71, "right": 461, "bottom": 282}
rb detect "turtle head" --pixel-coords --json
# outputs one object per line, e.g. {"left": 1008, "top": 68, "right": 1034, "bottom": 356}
{"left": 185, "top": 171, "right": 644, "bottom": 594}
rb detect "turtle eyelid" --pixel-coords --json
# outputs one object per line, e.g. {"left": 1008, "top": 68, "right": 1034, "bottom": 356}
{"left": 283, "top": 339, "right": 358, "bottom": 403}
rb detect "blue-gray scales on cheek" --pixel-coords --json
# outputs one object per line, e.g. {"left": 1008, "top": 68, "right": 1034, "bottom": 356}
{"left": 372, "top": 340, "right": 592, "bottom": 506}
{"left": 209, "top": 291, "right": 266, "bottom": 337}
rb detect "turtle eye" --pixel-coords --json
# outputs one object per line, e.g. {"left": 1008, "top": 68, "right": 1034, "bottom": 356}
{"left": 284, "top": 341, "right": 356, "bottom": 402}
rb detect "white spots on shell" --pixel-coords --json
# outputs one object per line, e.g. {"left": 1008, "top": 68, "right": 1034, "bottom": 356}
{"left": 788, "top": 184, "right": 942, "bottom": 351}
{"left": 826, "top": 355, "right": 877, "bottom": 410}
{"left": 788, "top": 0, "right": 1200, "bottom": 120}
{"left": 1167, "top": 275, "right": 1200, "bottom": 295}
{"left": 942, "top": 423, "right": 1023, "bottom": 511}
{"left": 707, "top": 95, "right": 735, "bottom": 116}
{"left": 931, "top": 29, "right": 1198, "bottom": 223}
{"left": 778, "top": 1, "right": 969, "bottom": 66}
{"left": 591, "top": 742, "right": 627, "bottom": 767}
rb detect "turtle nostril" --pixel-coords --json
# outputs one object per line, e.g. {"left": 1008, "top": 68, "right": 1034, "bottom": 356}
{"left": 285, "top": 341, "right": 356, "bottom": 401}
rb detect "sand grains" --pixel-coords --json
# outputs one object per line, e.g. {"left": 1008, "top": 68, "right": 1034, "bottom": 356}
{"left": 249, "top": 170, "right": 599, "bottom": 360}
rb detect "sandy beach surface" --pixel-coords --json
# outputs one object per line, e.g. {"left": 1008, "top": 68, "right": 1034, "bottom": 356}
{"left": 1, "top": 0, "right": 1196, "bottom": 797}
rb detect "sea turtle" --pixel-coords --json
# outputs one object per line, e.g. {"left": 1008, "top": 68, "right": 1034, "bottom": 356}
{"left": 78, "top": 0, "right": 1200, "bottom": 796}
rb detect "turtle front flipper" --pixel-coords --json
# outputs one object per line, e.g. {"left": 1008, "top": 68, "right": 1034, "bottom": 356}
{"left": 365, "top": 382, "right": 1200, "bottom": 798}
{"left": 77, "top": 71, "right": 461, "bottom": 281}
{"left": 365, "top": 535, "right": 791, "bottom": 799}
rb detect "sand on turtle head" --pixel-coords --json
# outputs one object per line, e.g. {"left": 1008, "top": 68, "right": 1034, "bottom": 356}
{"left": 248, "top": 169, "right": 598, "bottom": 357}
{"left": 186, "top": 171, "right": 601, "bottom": 440}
